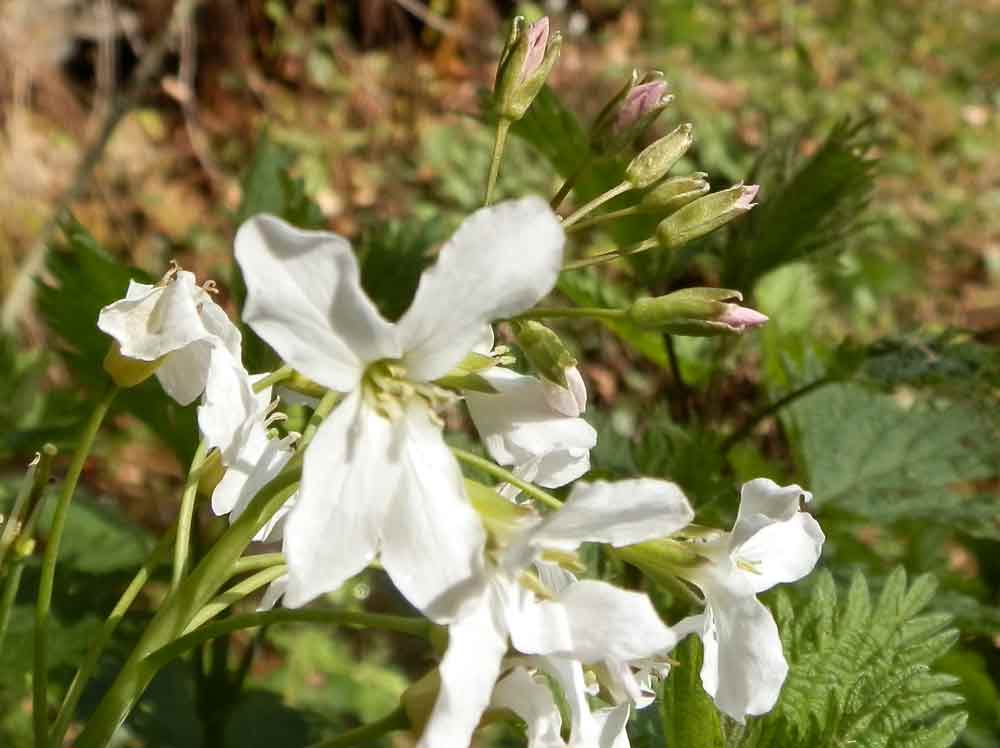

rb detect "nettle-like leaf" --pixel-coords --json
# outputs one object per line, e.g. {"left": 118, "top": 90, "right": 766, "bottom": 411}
{"left": 36, "top": 218, "right": 199, "bottom": 462}
{"left": 722, "top": 118, "right": 877, "bottom": 290}
{"left": 734, "top": 569, "right": 966, "bottom": 748}
{"left": 356, "top": 219, "right": 446, "bottom": 322}
{"left": 784, "top": 382, "right": 1000, "bottom": 537}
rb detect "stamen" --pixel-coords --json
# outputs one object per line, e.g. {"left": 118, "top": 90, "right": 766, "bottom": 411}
{"left": 202, "top": 279, "right": 220, "bottom": 295}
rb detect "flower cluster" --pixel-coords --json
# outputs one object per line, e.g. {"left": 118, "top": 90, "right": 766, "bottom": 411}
{"left": 95, "top": 16, "right": 824, "bottom": 748}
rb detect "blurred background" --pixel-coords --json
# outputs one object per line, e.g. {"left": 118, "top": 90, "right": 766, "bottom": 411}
{"left": 0, "top": 1, "right": 998, "bottom": 746}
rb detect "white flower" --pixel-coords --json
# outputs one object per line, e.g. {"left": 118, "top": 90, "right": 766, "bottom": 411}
{"left": 418, "top": 478, "right": 694, "bottom": 748}
{"left": 466, "top": 366, "right": 596, "bottom": 492}
{"left": 491, "top": 663, "right": 631, "bottom": 748}
{"left": 210, "top": 375, "right": 298, "bottom": 543}
{"left": 98, "top": 267, "right": 264, "bottom": 461}
{"left": 234, "top": 197, "right": 565, "bottom": 619}
{"left": 674, "top": 478, "right": 825, "bottom": 721}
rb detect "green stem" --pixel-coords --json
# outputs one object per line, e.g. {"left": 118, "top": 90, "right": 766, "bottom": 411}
{"left": 550, "top": 156, "right": 592, "bottom": 210}
{"left": 183, "top": 565, "right": 288, "bottom": 634}
{"left": 511, "top": 306, "right": 627, "bottom": 322}
{"left": 34, "top": 385, "right": 117, "bottom": 746}
{"left": 561, "top": 181, "right": 632, "bottom": 227}
{"left": 74, "top": 465, "right": 301, "bottom": 748}
{"left": 0, "top": 564, "right": 24, "bottom": 656}
{"left": 0, "top": 443, "right": 56, "bottom": 572}
{"left": 229, "top": 553, "right": 285, "bottom": 577}
{"left": 307, "top": 706, "right": 410, "bottom": 748}
{"left": 172, "top": 440, "right": 210, "bottom": 590}
{"left": 148, "top": 610, "right": 432, "bottom": 669}
{"left": 450, "top": 447, "right": 561, "bottom": 510}
{"left": 300, "top": 390, "right": 340, "bottom": 447}
{"left": 562, "top": 238, "right": 658, "bottom": 271}
{"left": 720, "top": 377, "right": 834, "bottom": 453}
{"left": 50, "top": 525, "right": 176, "bottom": 748}
{"left": 484, "top": 117, "right": 512, "bottom": 206}
{"left": 252, "top": 365, "right": 294, "bottom": 393}
{"left": 565, "top": 205, "right": 643, "bottom": 233}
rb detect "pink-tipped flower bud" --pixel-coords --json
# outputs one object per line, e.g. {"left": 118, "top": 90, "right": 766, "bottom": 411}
{"left": 494, "top": 16, "right": 562, "bottom": 121}
{"left": 628, "top": 288, "right": 768, "bottom": 336}
{"left": 655, "top": 183, "right": 760, "bottom": 250}
{"left": 590, "top": 70, "right": 673, "bottom": 156}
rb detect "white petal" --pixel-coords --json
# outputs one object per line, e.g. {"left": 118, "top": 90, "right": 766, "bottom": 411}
{"left": 691, "top": 575, "right": 788, "bottom": 721}
{"left": 379, "top": 401, "right": 487, "bottom": 622}
{"left": 491, "top": 667, "right": 565, "bottom": 748}
{"left": 734, "top": 512, "right": 824, "bottom": 593}
{"left": 542, "top": 366, "right": 588, "bottom": 418}
{"left": 592, "top": 704, "right": 632, "bottom": 748}
{"left": 234, "top": 215, "right": 400, "bottom": 392}
{"left": 524, "top": 478, "right": 695, "bottom": 552}
{"left": 467, "top": 368, "right": 595, "bottom": 489}
{"left": 197, "top": 348, "right": 258, "bottom": 463}
{"left": 529, "top": 656, "right": 601, "bottom": 747}
{"left": 282, "top": 392, "right": 401, "bottom": 607}
{"left": 155, "top": 340, "right": 214, "bottom": 405}
{"left": 502, "top": 576, "right": 574, "bottom": 656}
{"left": 258, "top": 574, "right": 288, "bottom": 611}
{"left": 552, "top": 580, "right": 677, "bottom": 663}
{"left": 399, "top": 197, "right": 564, "bottom": 382}
{"left": 418, "top": 594, "right": 508, "bottom": 748}
{"left": 731, "top": 478, "right": 812, "bottom": 549}
{"left": 98, "top": 272, "right": 206, "bottom": 362}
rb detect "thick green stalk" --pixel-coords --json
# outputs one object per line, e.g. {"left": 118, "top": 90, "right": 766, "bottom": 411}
{"left": 148, "top": 610, "right": 432, "bottom": 669}
{"left": 34, "top": 385, "right": 117, "bottom": 746}
{"left": 251, "top": 365, "right": 293, "bottom": 393}
{"left": 172, "top": 440, "right": 210, "bottom": 590}
{"left": 307, "top": 706, "right": 410, "bottom": 748}
{"left": 74, "top": 465, "right": 301, "bottom": 748}
{"left": 229, "top": 553, "right": 285, "bottom": 577}
{"left": 50, "top": 525, "right": 176, "bottom": 747}
{"left": 484, "top": 117, "right": 512, "bottom": 206}
{"left": 450, "top": 447, "right": 562, "bottom": 510}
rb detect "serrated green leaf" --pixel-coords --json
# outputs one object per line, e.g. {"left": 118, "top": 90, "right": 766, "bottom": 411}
{"left": 784, "top": 383, "right": 1000, "bottom": 534}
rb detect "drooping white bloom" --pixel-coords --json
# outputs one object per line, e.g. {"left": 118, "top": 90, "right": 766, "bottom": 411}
{"left": 673, "top": 478, "right": 824, "bottom": 721}
{"left": 418, "top": 478, "right": 694, "bottom": 748}
{"left": 98, "top": 267, "right": 261, "bottom": 461}
{"left": 542, "top": 364, "right": 588, "bottom": 417}
{"left": 234, "top": 197, "right": 565, "bottom": 619}
{"left": 466, "top": 366, "right": 596, "bottom": 492}
{"left": 210, "top": 374, "right": 298, "bottom": 542}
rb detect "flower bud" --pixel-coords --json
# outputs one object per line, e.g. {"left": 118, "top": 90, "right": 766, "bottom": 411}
{"left": 655, "top": 183, "right": 759, "bottom": 250}
{"left": 625, "top": 123, "right": 694, "bottom": 189}
{"left": 590, "top": 71, "right": 672, "bottom": 156}
{"left": 628, "top": 288, "right": 768, "bottom": 336}
{"left": 494, "top": 16, "right": 562, "bottom": 121}
{"left": 514, "top": 320, "right": 587, "bottom": 406}
{"left": 102, "top": 340, "right": 163, "bottom": 387}
{"left": 542, "top": 364, "right": 587, "bottom": 417}
{"left": 641, "top": 173, "right": 710, "bottom": 212}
